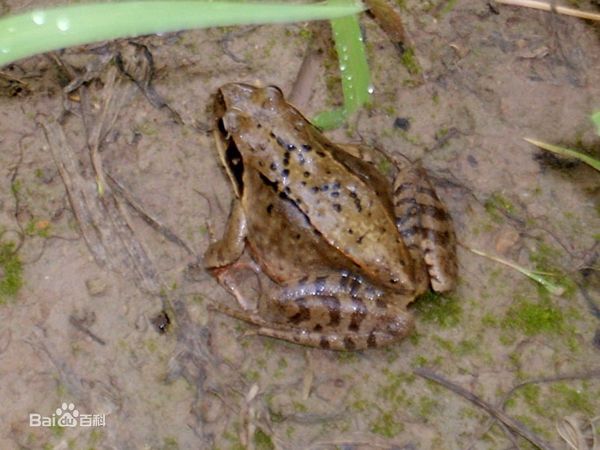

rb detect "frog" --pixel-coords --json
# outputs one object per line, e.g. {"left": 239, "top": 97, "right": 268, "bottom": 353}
{"left": 204, "top": 82, "right": 457, "bottom": 351}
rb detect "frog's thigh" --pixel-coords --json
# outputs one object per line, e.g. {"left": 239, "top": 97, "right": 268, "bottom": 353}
{"left": 204, "top": 199, "right": 247, "bottom": 268}
{"left": 393, "top": 166, "right": 457, "bottom": 292}
{"left": 261, "top": 273, "right": 414, "bottom": 348}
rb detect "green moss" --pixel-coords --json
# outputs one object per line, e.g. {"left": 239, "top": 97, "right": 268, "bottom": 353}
{"left": 297, "top": 27, "right": 312, "bottom": 41}
{"left": 484, "top": 192, "right": 515, "bottom": 222}
{"left": 438, "top": 0, "right": 458, "bottom": 15}
{"left": 244, "top": 370, "right": 260, "bottom": 383}
{"left": 481, "top": 313, "right": 497, "bottom": 327}
{"left": 135, "top": 120, "right": 158, "bottom": 136}
{"left": 292, "top": 401, "right": 307, "bottom": 413}
{"left": 456, "top": 339, "right": 478, "bottom": 355}
{"left": 377, "top": 157, "right": 393, "bottom": 176}
{"left": 253, "top": 428, "right": 275, "bottom": 450}
{"left": 11, "top": 179, "right": 22, "bottom": 195}
{"left": 412, "top": 355, "right": 428, "bottom": 367}
{"left": 337, "top": 350, "right": 359, "bottom": 364}
{"left": 25, "top": 218, "right": 51, "bottom": 238}
{"left": 145, "top": 338, "right": 158, "bottom": 352}
{"left": 502, "top": 298, "right": 564, "bottom": 336}
{"left": 551, "top": 383, "right": 594, "bottom": 415}
{"left": 0, "top": 241, "right": 23, "bottom": 304}
{"left": 161, "top": 437, "right": 179, "bottom": 450}
{"left": 351, "top": 398, "right": 371, "bottom": 412}
{"left": 413, "top": 291, "right": 462, "bottom": 328}
{"left": 418, "top": 396, "right": 438, "bottom": 417}
{"left": 400, "top": 47, "right": 421, "bottom": 75}
{"left": 370, "top": 411, "right": 404, "bottom": 438}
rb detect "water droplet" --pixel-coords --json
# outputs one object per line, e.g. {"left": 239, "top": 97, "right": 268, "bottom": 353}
{"left": 346, "top": 75, "right": 353, "bottom": 81}
{"left": 367, "top": 85, "right": 375, "bottom": 94}
{"left": 56, "top": 17, "right": 70, "bottom": 32}
{"left": 32, "top": 10, "right": 46, "bottom": 25}
{"left": 0, "top": 48, "right": 9, "bottom": 54}
{"left": 339, "top": 64, "right": 346, "bottom": 71}
{"left": 341, "top": 45, "right": 348, "bottom": 53}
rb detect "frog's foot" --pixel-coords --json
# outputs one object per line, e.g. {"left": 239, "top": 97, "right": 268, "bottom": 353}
{"left": 210, "top": 260, "right": 262, "bottom": 310}
{"left": 392, "top": 165, "right": 458, "bottom": 293}
{"left": 210, "top": 302, "right": 414, "bottom": 351}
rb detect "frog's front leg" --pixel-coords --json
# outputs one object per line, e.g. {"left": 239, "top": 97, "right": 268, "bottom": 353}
{"left": 204, "top": 199, "right": 247, "bottom": 269}
{"left": 214, "top": 271, "right": 414, "bottom": 350}
{"left": 204, "top": 199, "right": 259, "bottom": 307}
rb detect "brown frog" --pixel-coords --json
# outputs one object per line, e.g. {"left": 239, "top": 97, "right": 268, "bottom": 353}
{"left": 204, "top": 83, "right": 457, "bottom": 350}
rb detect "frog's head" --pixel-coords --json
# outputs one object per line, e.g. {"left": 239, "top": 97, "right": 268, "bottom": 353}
{"left": 215, "top": 83, "right": 286, "bottom": 124}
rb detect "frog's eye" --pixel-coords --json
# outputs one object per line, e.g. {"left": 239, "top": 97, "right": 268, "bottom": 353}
{"left": 260, "top": 85, "right": 282, "bottom": 105}
{"left": 266, "top": 85, "right": 284, "bottom": 100}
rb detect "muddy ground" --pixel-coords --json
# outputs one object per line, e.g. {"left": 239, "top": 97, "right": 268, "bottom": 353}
{"left": 0, "top": 0, "right": 599, "bottom": 449}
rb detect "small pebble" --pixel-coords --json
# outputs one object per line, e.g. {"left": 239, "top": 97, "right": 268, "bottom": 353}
{"left": 85, "top": 277, "right": 107, "bottom": 297}
{"left": 393, "top": 117, "right": 410, "bottom": 131}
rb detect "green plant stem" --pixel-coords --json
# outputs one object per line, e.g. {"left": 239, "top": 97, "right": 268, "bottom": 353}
{"left": 313, "top": 0, "right": 372, "bottom": 129}
{"left": 0, "top": 1, "right": 363, "bottom": 68}
{"left": 524, "top": 137, "right": 600, "bottom": 171}
{"left": 469, "top": 247, "right": 565, "bottom": 296}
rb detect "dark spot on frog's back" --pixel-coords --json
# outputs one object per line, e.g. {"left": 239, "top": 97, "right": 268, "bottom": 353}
{"left": 333, "top": 204, "right": 342, "bottom": 213}
{"left": 320, "top": 336, "right": 330, "bottom": 349}
{"left": 266, "top": 204, "right": 274, "bottom": 214}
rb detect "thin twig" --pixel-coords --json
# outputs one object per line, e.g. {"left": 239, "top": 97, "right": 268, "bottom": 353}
{"left": 105, "top": 172, "right": 194, "bottom": 255}
{"left": 69, "top": 315, "right": 106, "bottom": 346}
{"left": 496, "top": 0, "right": 600, "bottom": 21}
{"left": 414, "top": 367, "right": 557, "bottom": 450}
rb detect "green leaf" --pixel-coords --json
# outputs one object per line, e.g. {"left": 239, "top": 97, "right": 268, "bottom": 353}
{"left": 591, "top": 111, "right": 600, "bottom": 136}
{"left": 0, "top": 1, "right": 363, "bottom": 67}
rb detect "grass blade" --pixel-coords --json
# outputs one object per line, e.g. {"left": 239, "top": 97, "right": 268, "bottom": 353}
{"left": 469, "top": 247, "right": 566, "bottom": 296}
{"left": 524, "top": 137, "right": 600, "bottom": 171}
{"left": 0, "top": 1, "right": 363, "bottom": 68}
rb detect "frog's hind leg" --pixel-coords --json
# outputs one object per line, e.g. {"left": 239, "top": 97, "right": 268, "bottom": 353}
{"left": 393, "top": 165, "right": 457, "bottom": 292}
{"left": 215, "top": 271, "right": 413, "bottom": 350}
